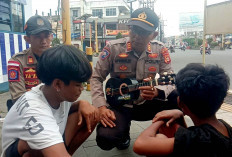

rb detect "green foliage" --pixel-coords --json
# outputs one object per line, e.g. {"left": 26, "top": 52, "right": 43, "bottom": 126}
{"left": 210, "top": 41, "right": 218, "bottom": 48}
{"left": 116, "top": 32, "right": 123, "bottom": 39}
{"left": 52, "top": 38, "right": 60, "bottom": 46}
{"left": 198, "top": 39, "right": 203, "bottom": 46}
{"left": 207, "top": 37, "right": 213, "bottom": 45}
{"left": 183, "top": 38, "right": 196, "bottom": 47}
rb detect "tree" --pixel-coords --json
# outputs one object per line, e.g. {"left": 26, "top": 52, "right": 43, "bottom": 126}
{"left": 52, "top": 38, "right": 60, "bottom": 46}
{"left": 116, "top": 32, "right": 123, "bottom": 39}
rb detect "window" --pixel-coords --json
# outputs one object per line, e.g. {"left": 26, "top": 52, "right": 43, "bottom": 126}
{"left": 73, "top": 10, "right": 78, "bottom": 17}
{"left": 0, "top": 0, "right": 11, "bottom": 31}
{"left": 11, "top": 1, "right": 23, "bottom": 32}
{"left": 106, "top": 8, "right": 116, "bottom": 16}
{"left": 106, "top": 24, "right": 116, "bottom": 30}
{"left": 74, "top": 23, "right": 80, "bottom": 30}
{"left": 92, "top": 9, "right": 103, "bottom": 18}
{"left": 0, "top": 0, "right": 24, "bottom": 32}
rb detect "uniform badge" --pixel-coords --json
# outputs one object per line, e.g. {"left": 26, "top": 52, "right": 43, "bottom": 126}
{"left": 37, "top": 18, "right": 44, "bottom": 26}
{"left": 148, "top": 53, "right": 158, "bottom": 58}
{"left": 23, "top": 68, "right": 39, "bottom": 90}
{"left": 126, "top": 42, "right": 132, "bottom": 52}
{"left": 147, "top": 43, "right": 151, "bottom": 53}
{"left": 8, "top": 61, "right": 20, "bottom": 82}
{"left": 148, "top": 66, "right": 156, "bottom": 72}
{"left": 138, "top": 12, "right": 147, "bottom": 20}
{"left": 119, "top": 65, "right": 128, "bottom": 71}
{"left": 100, "top": 47, "right": 110, "bottom": 60}
{"left": 118, "top": 53, "right": 129, "bottom": 58}
{"left": 28, "top": 56, "right": 34, "bottom": 64}
{"left": 161, "top": 48, "right": 171, "bottom": 64}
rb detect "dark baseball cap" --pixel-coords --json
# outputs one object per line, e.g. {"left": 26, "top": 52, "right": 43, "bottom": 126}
{"left": 24, "top": 15, "right": 52, "bottom": 35}
{"left": 127, "top": 8, "right": 159, "bottom": 32}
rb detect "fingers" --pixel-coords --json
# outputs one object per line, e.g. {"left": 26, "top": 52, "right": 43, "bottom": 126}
{"left": 140, "top": 87, "right": 158, "bottom": 100}
{"left": 78, "top": 112, "right": 82, "bottom": 126}
{"left": 95, "top": 109, "right": 100, "bottom": 121}
{"left": 107, "top": 110, "right": 116, "bottom": 121}
{"left": 152, "top": 111, "right": 168, "bottom": 123}
{"left": 166, "top": 118, "right": 175, "bottom": 127}
{"left": 85, "top": 117, "right": 92, "bottom": 132}
{"left": 100, "top": 109, "right": 116, "bottom": 128}
{"left": 101, "top": 117, "right": 116, "bottom": 128}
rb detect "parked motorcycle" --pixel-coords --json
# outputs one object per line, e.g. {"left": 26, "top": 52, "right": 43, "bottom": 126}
{"left": 200, "top": 46, "right": 211, "bottom": 55}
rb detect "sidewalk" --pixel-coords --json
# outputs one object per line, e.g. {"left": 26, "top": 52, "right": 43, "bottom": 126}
{"left": 1, "top": 90, "right": 232, "bottom": 156}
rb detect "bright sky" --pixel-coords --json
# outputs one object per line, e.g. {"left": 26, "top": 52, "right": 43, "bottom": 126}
{"left": 32, "top": 0, "right": 229, "bottom": 37}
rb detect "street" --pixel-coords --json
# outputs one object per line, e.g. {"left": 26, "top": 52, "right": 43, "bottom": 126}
{"left": 93, "top": 48, "right": 232, "bottom": 90}
{"left": 169, "top": 49, "right": 232, "bottom": 89}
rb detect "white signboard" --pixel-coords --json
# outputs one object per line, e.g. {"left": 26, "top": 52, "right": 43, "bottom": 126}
{"left": 179, "top": 12, "right": 203, "bottom": 32}
{"left": 205, "top": 1, "right": 232, "bottom": 35}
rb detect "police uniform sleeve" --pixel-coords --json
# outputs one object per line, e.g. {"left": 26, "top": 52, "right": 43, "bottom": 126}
{"left": 90, "top": 44, "right": 113, "bottom": 108}
{"left": 8, "top": 57, "right": 27, "bottom": 103}
{"left": 156, "top": 46, "right": 175, "bottom": 99}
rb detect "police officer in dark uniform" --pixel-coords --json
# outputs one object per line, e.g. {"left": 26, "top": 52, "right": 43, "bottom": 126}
{"left": 90, "top": 8, "right": 178, "bottom": 150}
{"left": 7, "top": 15, "right": 53, "bottom": 108}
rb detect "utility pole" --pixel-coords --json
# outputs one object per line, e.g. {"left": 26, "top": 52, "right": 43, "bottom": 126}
{"left": 80, "top": 22, "right": 83, "bottom": 51}
{"left": 95, "top": 19, "right": 98, "bottom": 53}
{"left": 61, "top": 0, "right": 71, "bottom": 45}
{"left": 127, "top": 0, "right": 136, "bottom": 17}
{"left": 89, "top": 23, "right": 92, "bottom": 47}
{"left": 202, "top": 0, "right": 207, "bottom": 64}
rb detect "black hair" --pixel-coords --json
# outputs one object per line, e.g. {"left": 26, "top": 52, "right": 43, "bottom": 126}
{"left": 176, "top": 63, "right": 230, "bottom": 118}
{"left": 36, "top": 45, "right": 92, "bottom": 85}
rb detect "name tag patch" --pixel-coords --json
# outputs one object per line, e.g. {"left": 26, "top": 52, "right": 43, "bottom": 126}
{"left": 23, "top": 68, "right": 39, "bottom": 90}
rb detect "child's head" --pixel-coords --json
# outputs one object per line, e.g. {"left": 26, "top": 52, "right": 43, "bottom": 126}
{"left": 176, "top": 63, "right": 230, "bottom": 118}
{"left": 37, "top": 45, "right": 92, "bottom": 85}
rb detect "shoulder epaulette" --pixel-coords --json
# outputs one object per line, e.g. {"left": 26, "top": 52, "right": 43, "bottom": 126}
{"left": 109, "top": 37, "right": 127, "bottom": 46}
{"left": 12, "top": 48, "right": 30, "bottom": 58}
{"left": 150, "top": 40, "right": 165, "bottom": 47}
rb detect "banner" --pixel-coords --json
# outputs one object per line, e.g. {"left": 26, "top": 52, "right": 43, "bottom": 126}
{"left": 106, "top": 30, "right": 129, "bottom": 36}
{"left": 205, "top": 1, "right": 232, "bottom": 34}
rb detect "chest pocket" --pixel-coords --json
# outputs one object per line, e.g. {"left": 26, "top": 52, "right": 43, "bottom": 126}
{"left": 114, "top": 58, "right": 132, "bottom": 73}
{"left": 144, "top": 58, "right": 160, "bottom": 78}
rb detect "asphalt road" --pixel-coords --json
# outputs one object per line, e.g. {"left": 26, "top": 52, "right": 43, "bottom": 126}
{"left": 93, "top": 48, "right": 232, "bottom": 90}
{"left": 170, "top": 48, "right": 232, "bottom": 89}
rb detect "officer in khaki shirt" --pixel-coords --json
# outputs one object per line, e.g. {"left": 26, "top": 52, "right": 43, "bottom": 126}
{"left": 90, "top": 8, "right": 178, "bottom": 150}
{"left": 8, "top": 15, "right": 53, "bottom": 105}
